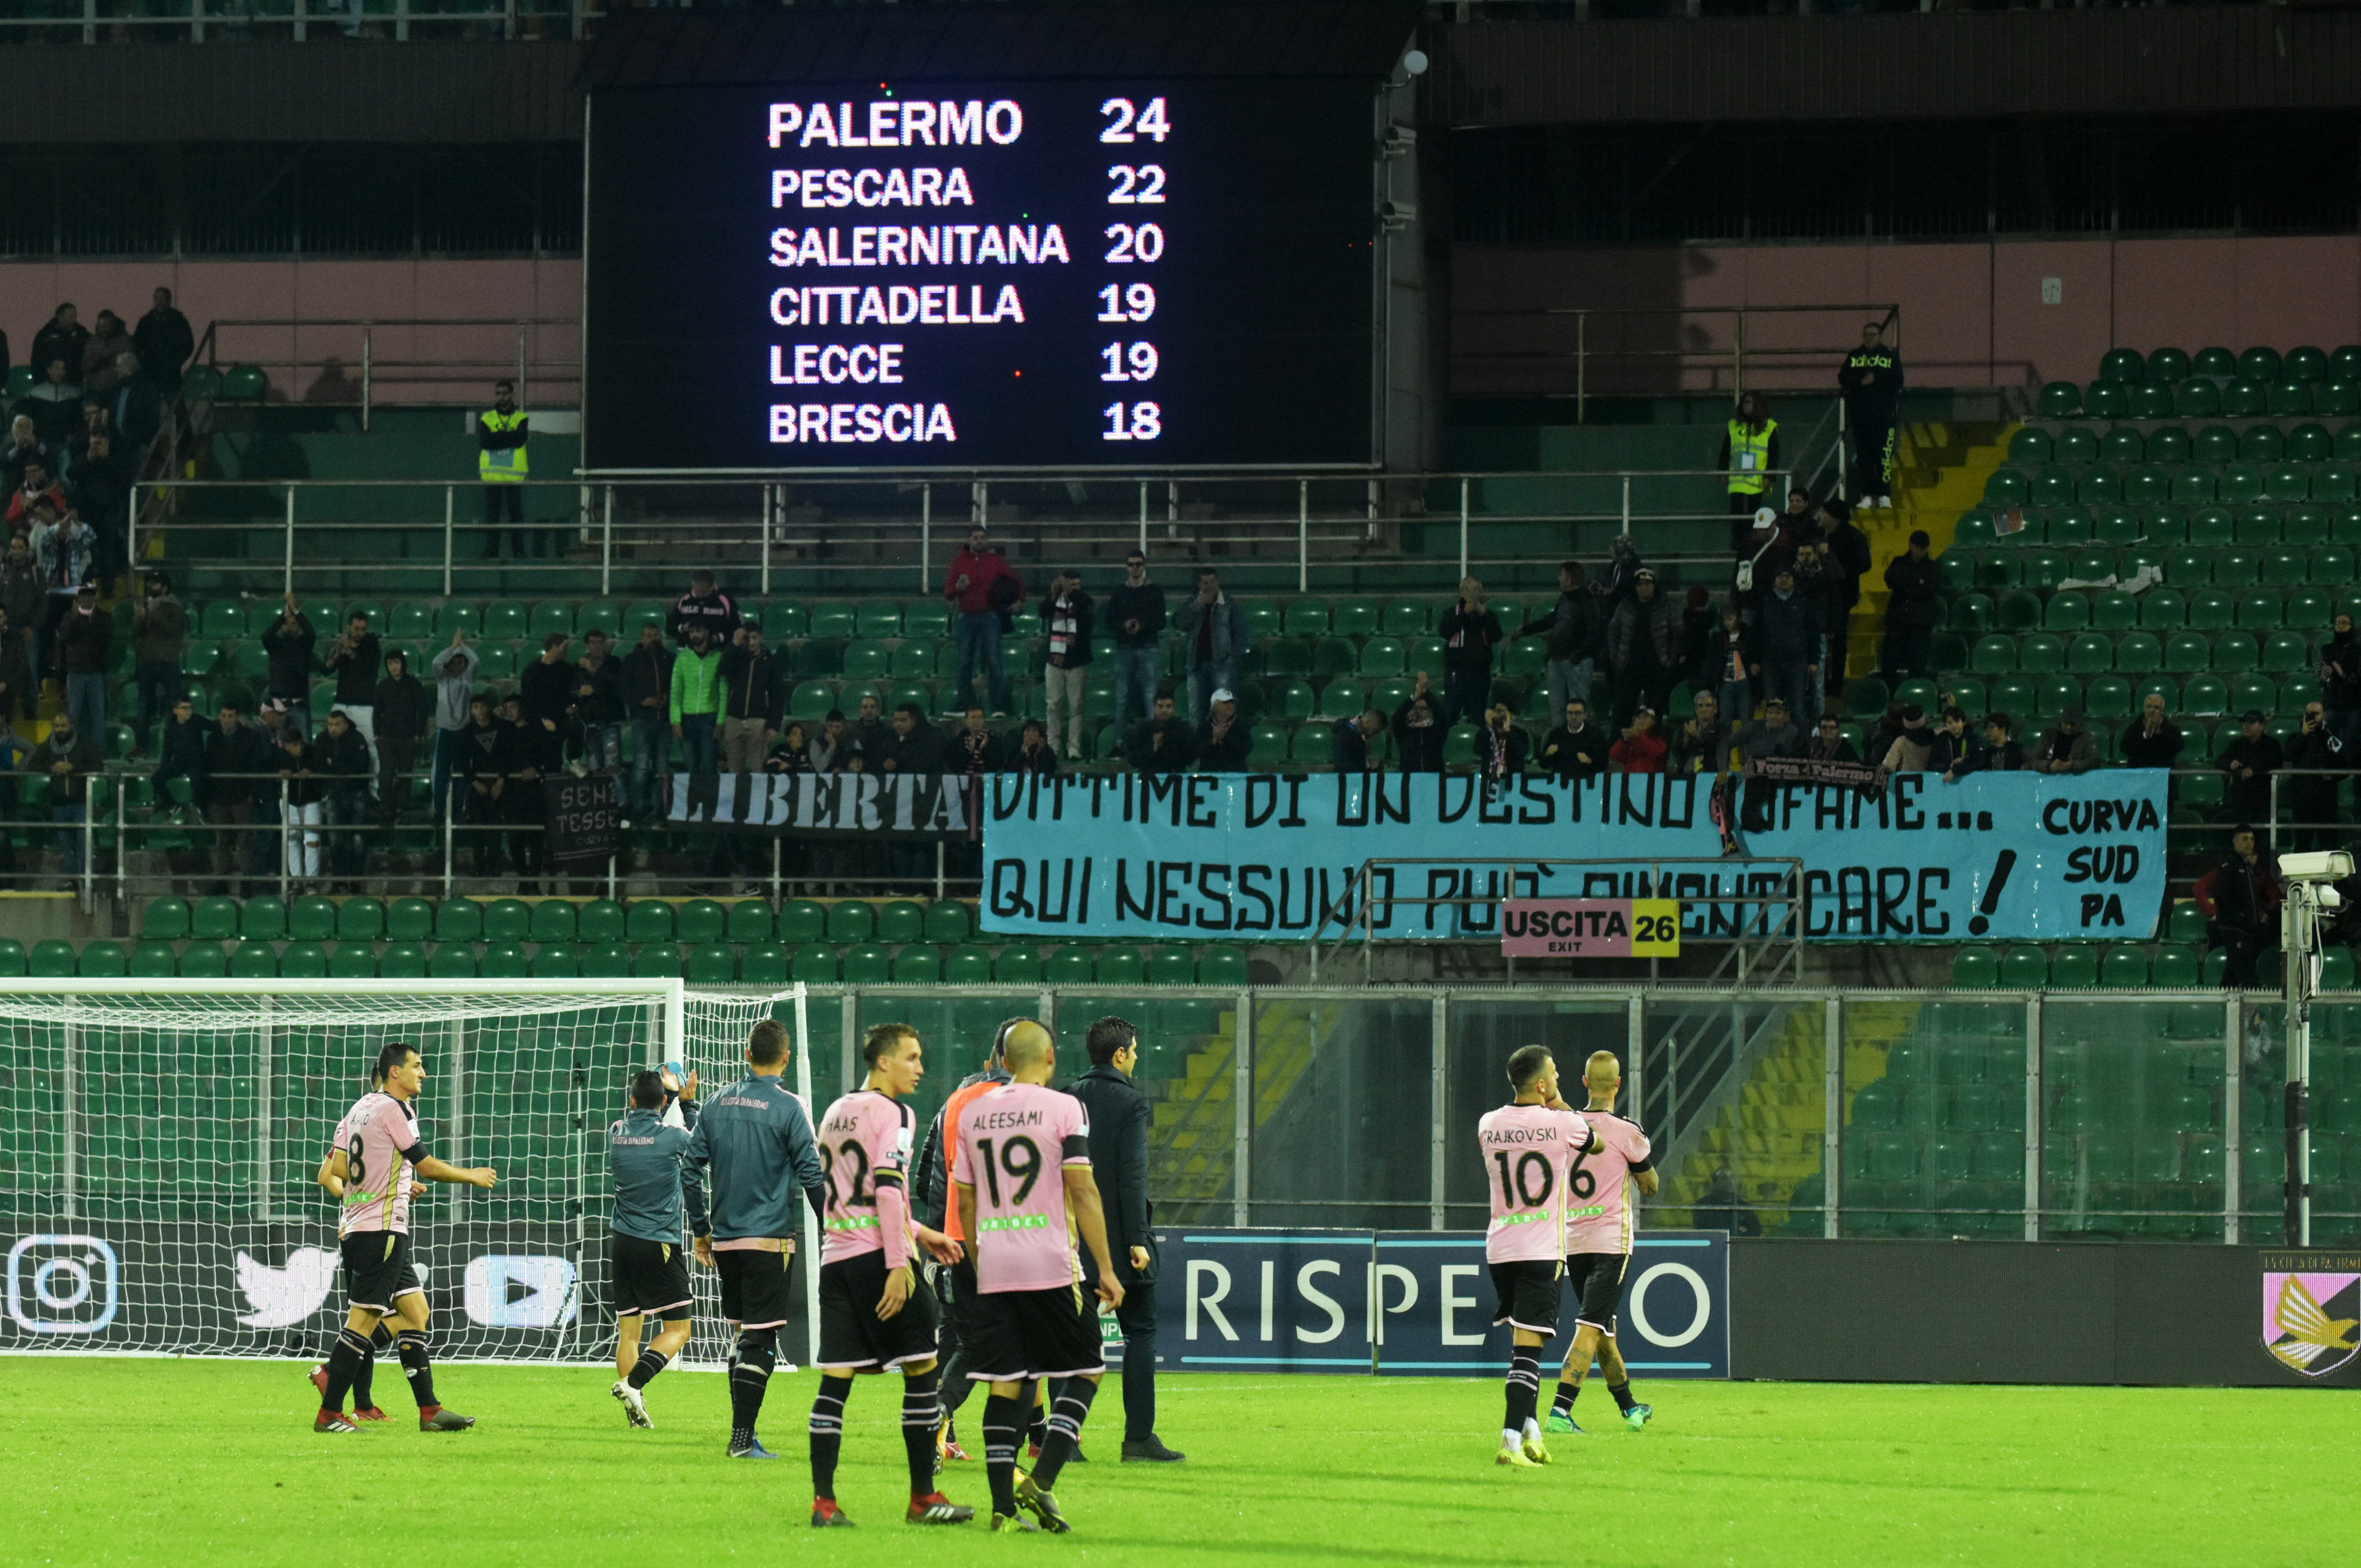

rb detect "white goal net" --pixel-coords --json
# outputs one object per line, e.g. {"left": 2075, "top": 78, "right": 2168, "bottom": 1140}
{"left": 0, "top": 979, "right": 814, "bottom": 1367}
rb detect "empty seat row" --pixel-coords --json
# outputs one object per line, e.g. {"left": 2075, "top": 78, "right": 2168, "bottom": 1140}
{"left": 1986, "top": 461, "right": 2361, "bottom": 509}
{"left": 1948, "top": 944, "right": 2355, "bottom": 991}
{"left": 137, "top": 894, "right": 979, "bottom": 946}
{"left": 1957, "top": 501, "right": 2361, "bottom": 550}
{"left": 1960, "top": 627, "right": 2321, "bottom": 675}
{"left": 2093, "top": 346, "right": 2357, "bottom": 387}
{"left": 1953, "top": 584, "right": 2348, "bottom": 634}
{"left": 1943, "top": 543, "right": 2361, "bottom": 593}
{"left": 2010, "top": 420, "right": 2361, "bottom": 468}
{"left": 2038, "top": 376, "right": 2358, "bottom": 421}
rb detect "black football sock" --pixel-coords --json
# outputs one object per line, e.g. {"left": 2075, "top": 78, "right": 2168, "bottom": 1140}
{"left": 397, "top": 1329, "right": 439, "bottom": 1410}
{"left": 352, "top": 1323, "right": 392, "bottom": 1409}
{"left": 1552, "top": 1380, "right": 1580, "bottom": 1418}
{"left": 981, "top": 1394, "right": 1022, "bottom": 1518}
{"left": 1025, "top": 1379, "right": 1049, "bottom": 1447}
{"left": 730, "top": 1331, "right": 776, "bottom": 1447}
{"left": 901, "top": 1368, "right": 942, "bottom": 1495}
{"left": 1607, "top": 1380, "right": 1638, "bottom": 1413}
{"left": 321, "top": 1327, "right": 370, "bottom": 1414}
{"left": 627, "top": 1347, "right": 671, "bottom": 1391}
{"left": 1032, "top": 1379, "right": 1098, "bottom": 1491}
{"left": 809, "top": 1375, "right": 852, "bottom": 1500}
{"left": 940, "top": 1344, "right": 978, "bottom": 1418}
{"left": 1503, "top": 1348, "right": 1542, "bottom": 1438}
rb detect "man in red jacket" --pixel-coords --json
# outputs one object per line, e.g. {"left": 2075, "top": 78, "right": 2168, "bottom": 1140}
{"left": 943, "top": 526, "right": 1023, "bottom": 717}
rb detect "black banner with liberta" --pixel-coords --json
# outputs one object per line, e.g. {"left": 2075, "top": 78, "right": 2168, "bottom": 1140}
{"left": 664, "top": 772, "right": 979, "bottom": 840}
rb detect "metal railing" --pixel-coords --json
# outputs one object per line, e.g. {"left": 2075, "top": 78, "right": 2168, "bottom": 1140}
{"left": 0, "top": 0, "right": 599, "bottom": 43}
{"left": 1452, "top": 303, "right": 1900, "bottom": 419}
{"left": 195, "top": 317, "right": 580, "bottom": 427}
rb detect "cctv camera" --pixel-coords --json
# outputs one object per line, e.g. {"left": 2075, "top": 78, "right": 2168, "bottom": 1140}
{"left": 2279, "top": 850, "right": 2353, "bottom": 882}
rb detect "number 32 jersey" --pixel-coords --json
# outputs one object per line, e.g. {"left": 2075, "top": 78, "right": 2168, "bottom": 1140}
{"left": 1477, "top": 1102, "right": 1595, "bottom": 1265}
{"left": 953, "top": 1082, "right": 1091, "bottom": 1294}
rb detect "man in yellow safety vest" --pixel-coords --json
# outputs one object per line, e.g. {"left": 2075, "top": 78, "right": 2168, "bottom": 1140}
{"left": 1720, "top": 391, "right": 1779, "bottom": 554}
{"left": 478, "top": 379, "right": 533, "bottom": 559}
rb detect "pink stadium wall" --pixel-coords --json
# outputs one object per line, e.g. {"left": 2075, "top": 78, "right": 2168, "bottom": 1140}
{"left": 1451, "top": 235, "right": 2361, "bottom": 398}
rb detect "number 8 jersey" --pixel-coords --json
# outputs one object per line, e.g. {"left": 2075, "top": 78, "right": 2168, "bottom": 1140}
{"left": 1477, "top": 1102, "right": 1595, "bottom": 1265}
{"left": 953, "top": 1081, "right": 1092, "bottom": 1293}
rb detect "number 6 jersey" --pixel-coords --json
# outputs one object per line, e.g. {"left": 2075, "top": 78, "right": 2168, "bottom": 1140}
{"left": 1563, "top": 1110, "right": 1653, "bottom": 1259}
{"left": 1477, "top": 1101, "right": 1595, "bottom": 1266}
{"left": 953, "top": 1081, "right": 1092, "bottom": 1294}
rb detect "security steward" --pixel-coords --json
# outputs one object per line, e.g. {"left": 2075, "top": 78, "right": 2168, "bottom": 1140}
{"left": 1720, "top": 390, "right": 1780, "bottom": 553}
{"left": 478, "top": 378, "right": 533, "bottom": 559}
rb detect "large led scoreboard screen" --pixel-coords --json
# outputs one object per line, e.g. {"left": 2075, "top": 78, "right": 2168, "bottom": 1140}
{"left": 583, "top": 79, "right": 1379, "bottom": 472}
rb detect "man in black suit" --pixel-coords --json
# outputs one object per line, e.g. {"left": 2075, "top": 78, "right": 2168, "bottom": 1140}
{"left": 1065, "top": 1015, "right": 1184, "bottom": 1464}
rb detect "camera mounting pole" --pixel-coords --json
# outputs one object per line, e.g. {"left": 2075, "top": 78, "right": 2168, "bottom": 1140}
{"left": 2279, "top": 850, "right": 2352, "bottom": 1248}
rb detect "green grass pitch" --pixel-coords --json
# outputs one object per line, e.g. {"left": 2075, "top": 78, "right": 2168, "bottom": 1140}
{"left": 5, "top": 1357, "right": 2350, "bottom": 1567}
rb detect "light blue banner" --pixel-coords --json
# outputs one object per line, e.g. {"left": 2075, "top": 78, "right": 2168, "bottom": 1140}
{"left": 977, "top": 770, "right": 2168, "bottom": 944}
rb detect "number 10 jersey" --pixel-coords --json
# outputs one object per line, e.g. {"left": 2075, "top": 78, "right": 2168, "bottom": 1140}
{"left": 1477, "top": 1102, "right": 1595, "bottom": 1266}
{"left": 953, "top": 1081, "right": 1092, "bottom": 1294}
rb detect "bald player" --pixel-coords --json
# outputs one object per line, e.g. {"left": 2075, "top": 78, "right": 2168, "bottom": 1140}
{"left": 1478, "top": 1043, "right": 1593, "bottom": 1467}
{"left": 1546, "top": 1049, "right": 1658, "bottom": 1435}
{"left": 912, "top": 1018, "right": 1017, "bottom": 1461}
{"left": 953, "top": 1020, "right": 1122, "bottom": 1534}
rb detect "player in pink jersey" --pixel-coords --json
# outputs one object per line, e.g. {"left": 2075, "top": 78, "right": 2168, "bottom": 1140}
{"left": 952, "top": 1020, "right": 1120, "bottom": 1535}
{"left": 309, "top": 1061, "right": 398, "bottom": 1422}
{"left": 310, "top": 1041, "right": 497, "bottom": 1435}
{"left": 807, "top": 1022, "right": 972, "bottom": 1529}
{"left": 1547, "top": 1050, "right": 1659, "bottom": 1436}
{"left": 1477, "top": 1043, "right": 1595, "bottom": 1468}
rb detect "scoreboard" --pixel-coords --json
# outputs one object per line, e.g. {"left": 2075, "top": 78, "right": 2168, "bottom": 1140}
{"left": 582, "top": 78, "right": 1380, "bottom": 473}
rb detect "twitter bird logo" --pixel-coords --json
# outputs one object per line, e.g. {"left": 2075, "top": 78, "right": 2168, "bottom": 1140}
{"left": 235, "top": 1247, "right": 339, "bottom": 1328}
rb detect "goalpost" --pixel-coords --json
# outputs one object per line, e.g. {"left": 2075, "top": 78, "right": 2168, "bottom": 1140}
{"left": 0, "top": 979, "right": 818, "bottom": 1368}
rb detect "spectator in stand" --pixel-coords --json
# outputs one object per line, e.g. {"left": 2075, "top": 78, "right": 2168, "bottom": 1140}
{"left": 1793, "top": 545, "right": 1839, "bottom": 713}
{"left": 0, "top": 538, "right": 36, "bottom": 692}
{"left": 203, "top": 698, "right": 271, "bottom": 895}
{"left": 1601, "top": 534, "right": 1646, "bottom": 604}
{"left": 11, "top": 456, "right": 68, "bottom": 529}
{"left": 1, "top": 416, "right": 45, "bottom": 497}
{"left": 21, "top": 358, "right": 81, "bottom": 447}
{"left": 2033, "top": 706, "right": 2100, "bottom": 777}
{"left": 572, "top": 628, "right": 624, "bottom": 775}
{"left": 500, "top": 693, "right": 558, "bottom": 894}
{"left": 1927, "top": 706, "right": 1971, "bottom": 775}
{"left": 1392, "top": 676, "right": 1445, "bottom": 773}
{"left": 850, "top": 689, "right": 891, "bottom": 760}
{"left": 109, "top": 353, "right": 159, "bottom": 456}
{"left": 30, "top": 708, "right": 99, "bottom": 884}
{"left": 1691, "top": 1167, "right": 1763, "bottom": 1239}
{"left": 1817, "top": 499, "right": 1872, "bottom": 701}
{"left": 1478, "top": 701, "right": 1528, "bottom": 782}
{"left": 808, "top": 710, "right": 859, "bottom": 774}
{"left": 2323, "top": 613, "right": 2361, "bottom": 752}
{"left": 319, "top": 611, "right": 383, "bottom": 773}
{"left": 1009, "top": 717, "right": 1060, "bottom": 776}
{"left": 152, "top": 693, "right": 207, "bottom": 804}
{"left": 477, "top": 379, "right": 533, "bottom": 558}
{"left": 81, "top": 311, "right": 133, "bottom": 398}
{"left": 668, "top": 567, "right": 742, "bottom": 648}
{"left": 1879, "top": 704, "right": 1936, "bottom": 775}
{"left": 668, "top": 621, "right": 724, "bottom": 775}
{"left": 260, "top": 592, "right": 316, "bottom": 738}
{"left": 620, "top": 621, "right": 672, "bottom": 823}
{"left": 1437, "top": 576, "right": 1504, "bottom": 729}
{"left": 877, "top": 701, "right": 952, "bottom": 775}
{"left": 1540, "top": 697, "right": 1610, "bottom": 783}
{"left": 134, "top": 287, "right": 194, "bottom": 395}
{"left": 1125, "top": 690, "right": 1197, "bottom": 775}
{"left": 317, "top": 709, "right": 373, "bottom": 892}
{"left": 2119, "top": 693, "right": 2185, "bottom": 771}
{"left": 373, "top": 650, "right": 427, "bottom": 825}
{"left": 1735, "top": 510, "right": 1791, "bottom": 601}
{"left": 1040, "top": 570, "right": 1094, "bottom": 761}
{"left": 766, "top": 721, "right": 813, "bottom": 775}
{"left": 1807, "top": 712, "right": 1857, "bottom": 763}
{"left": 1670, "top": 688, "right": 1733, "bottom": 775}
{"left": 0, "top": 603, "right": 29, "bottom": 736}
{"left": 954, "top": 706, "right": 999, "bottom": 776}
{"left": 1711, "top": 604, "right": 1752, "bottom": 723}
{"left": 1197, "top": 688, "right": 1251, "bottom": 772}
{"left": 2208, "top": 825, "right": 2280, "bottom": 989}
{"left": 2283, "top": 701, "right": 2342, "bottom": 852}
{"left": 1944, "top": 712, "right": 2014, "bottom": 780}
{"left": 128, "top": 569, "right": 185, "bottom": 756}
{"left": 1734, "top": 696, "right": 1805, "bottom": 764}
{"left": 458, "top": 694, "right": 508, "bottom": 876}
{"left": 276, "top": 727, "right": 326, "bottom": 887}
{"left": 74, "top": 430, "right": 129, "bottom": 589}
{"left": 1173, "top": 567, "right": 1247, "bottom": 731}
{"left": 1607, "top": 569, "right": 1677, "bottom": 726}
{"left": 30, "top": 503, "right": 89, "bottom": 669}
{"left": 1611, "top": 708, "right": 1666, "bottom": 774}
{"left": 1682, "top": 585, "right": 1722, "bottom": 690}
{"left": 1862, "top": 703, "right": 1906, "bottom": 771}
{"left": 428, "top": 629, "right": 479, "bottom": 825}
{"left": 1752, "top": 566, "right": 1820, "bottom": 728}
{"left": 1106, "top": 550, "right": 1165, "bottom": 752}
{"left": 30, "top": 305, "right": 88, "bottom": 398}
{"left": 1880, "top": 531, "right": 1943, "bottom": 681}
{"left": 1720, "top": 391, "right": 1780, "bottom": 547}
{"left": 716, "top": 625, "right": 785, "bottom": 773}
{"left": 1837, "top": 321, "right": 1904, "bottom": 509}
{"left": 1331, "top": 708, "right": 1385, "bottom": 773}
{"left": 942, "top": 526, "right": 1023, "bottom": 716}
{"left": 54, "top": 582, "right": 110, "bottom": 745}
{"left": 1542, "top": 561, "right": 1603, "bottom": 716}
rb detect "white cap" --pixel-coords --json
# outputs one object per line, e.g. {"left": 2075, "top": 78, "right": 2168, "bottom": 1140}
{"left": 1211, "top": 688, "right": 1236, "bottom": 704}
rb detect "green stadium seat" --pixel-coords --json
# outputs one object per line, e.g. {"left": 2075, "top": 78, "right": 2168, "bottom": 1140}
{"left": 841, "top": 943, "right": 892, "bottom": 985}
{"left": 2037, "top": 382, "right": 2081, "bottom": 419}
{"left": 481, "top": 600, "right": 528, "bottom": 640}
{"left": 482, "top": 898, "right": 530, "bottom": 943}
{"left": 572, "top": 899, "right": 623, "bottom": 944}
{"left": 287, "top": 895, "right": 335, "bottom": 942}
{"left": 476, "top": 942, "right": 526, "bottom": 979}
{"left": 126, "top": 938, "right": 176, "bottom": 977}
{"left": 890, "top": 945, "right": 941, "bottom": 984}
{"left": 633, "top": 942, "right": 685, "bottom": 979}
{"left": 26, "top": 939, "right": 73, "bottom": 979}
{"left": 528, "top": 602, "right": 574, "bottom": 641}
{"left": 141, "top": 896, "right": 191, "bottom": 940}
{"left": 625, "top": 900, "right": 674, "bottom": 943}
{"left": 374, "top": 942, "right": 425, "bottom": 979}
{"left": 942, "top": 946, "right": 993, "bottom": 985}
{"left": 787, "top": 943, "right": 836, "bottom": 983}
{"left": 684, "top": 943, "right": 735, "bottom": 985}
{"left": 826, "top": 900, "right": 874, "bottom": 944}
{"left": 925, "top": 900, "right": 973, "bottom": 946}
{"left": 876, "top": 899, "right": 926, "bottom": 944}
{"left": 430, "top": 898, "right": 479, "bottom": 942}
{"left": 723, "top": 899, "right": 771, "bottom": 943}
{"left": 337, "top": 896, "right": 385, "bottom": 942}
{"left": 528, "top": 900, "right": 574, "bottom": 943}
{"left": 426, "top": 943, "right": 477, "bottom": 979}
{"left": 2007, "top": 428, "right": 2051, "bottom": 465}
{"left": 281, "top": 941, "right": 330, "bottom": 979}
{"left": 1198, "top": 946, "right": 1250, "bottom": 987}
{"left": 675, "top": 899, "right": 726, "bottom": 944}
{"left": 1999, "top": 947, "right": 2048, "bottom": 989}
{"left": 774, "top": 899, "right": 825, "bottom": 945}
{"left": 994, "top": 946, "right": 1043, "bottom": 985}
{"left": 1044, "top": 944, "right": 1093, "bottom": 985}
{"left": 1147, "top": 948, "right": 1197, "bottom": 986}
{"left": 732, "top": 943, "right": 784, "bottom": 985}
{"left": 1096, "top": 946, "right": 1146, "bottom": 985}
{"left": 330, "top": 942, "right": 379, "bottom": 979}
{"left": 227, "top": 939, "right": 278, "bottom": 978}
{"left": 580, "top": 942, "right": 632, "bottom": 979}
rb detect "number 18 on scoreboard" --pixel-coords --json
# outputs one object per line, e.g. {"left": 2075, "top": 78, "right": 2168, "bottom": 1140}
{"left": 1500, "top": 899, "right": 1681, "bottom": 959}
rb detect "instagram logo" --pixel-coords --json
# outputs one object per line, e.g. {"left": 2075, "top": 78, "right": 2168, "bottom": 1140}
{"left": 6, "top": 1234, "right": 120, "bottom": 1335}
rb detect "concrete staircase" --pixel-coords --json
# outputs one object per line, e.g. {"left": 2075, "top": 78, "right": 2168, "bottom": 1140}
{"left": 1842, "top": 419, "right": 2018, "bottom": 684}
{"left": 1146, "top": 998, "right": 1329, "bottom": 1218}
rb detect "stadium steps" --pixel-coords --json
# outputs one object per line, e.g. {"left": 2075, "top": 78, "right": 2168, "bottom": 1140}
{"left": 1143, "top": 998, "right": 1328, "bottom": 1212}
{"left": 1845, "top": 420, "right": 2015, "bottom": 685}
{"left": 1668, "top": 1005, "right": 1834, "bottom": 1231}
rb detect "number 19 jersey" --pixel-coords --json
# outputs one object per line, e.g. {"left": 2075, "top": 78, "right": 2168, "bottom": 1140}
{"left": 953, "top": 1082, "right": 1091, "bottom": 1294}
{"left": 1477, "top": 1102, "right": 1594, "bottom": 1265}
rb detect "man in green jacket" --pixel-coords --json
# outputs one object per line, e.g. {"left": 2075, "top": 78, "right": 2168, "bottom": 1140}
{"left": 670, "top": 620, "right": 726, "bottom": 775}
